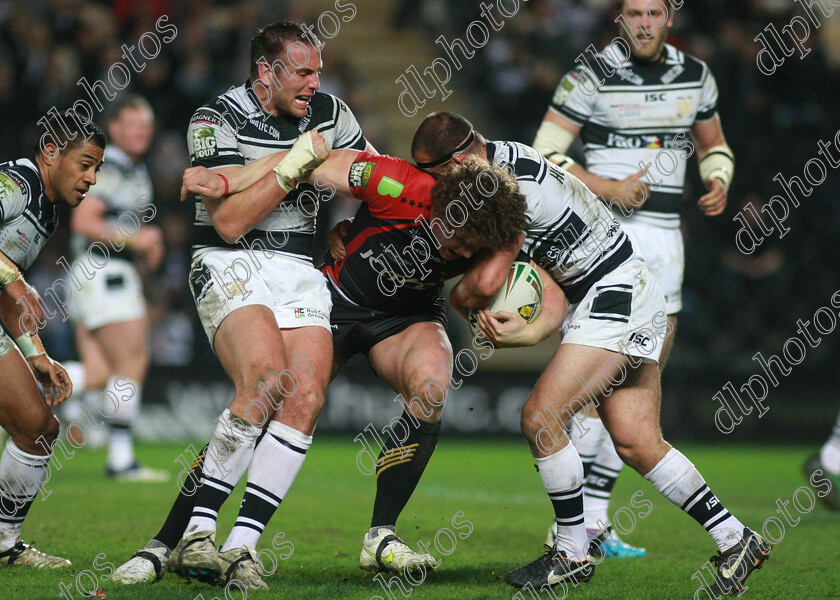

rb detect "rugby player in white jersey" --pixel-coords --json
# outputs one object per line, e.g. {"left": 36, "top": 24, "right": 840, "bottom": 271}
{"left": 0, "top": 111, "right": 105, "bottom": 567}
{"left": 531, "top": 0, "right": 733, "bottom": 557}
{"left": 113, "top": 20, "right": 371, "bottom": 588}
{"left": 412, "top": 112, "right": 766, "bottom": 596}
{"left": 65, "top": 95, "right": 167, "bottom": 481}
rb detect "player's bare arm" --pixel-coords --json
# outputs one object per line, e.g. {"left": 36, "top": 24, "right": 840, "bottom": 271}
{"left": 691, "top": 115, "right": 733, "bottom": 217}
{"left": 475, "top": 266, "right": 569, "bottom": 348}
{"left": 0, "top": 276, "right": 71, "bottom": 405}
{"left": 448, "top": 235, "right": 524, "bottom": 315}
{"left": 534, "top": 110, "right": 650, "bottom": 209}
{"left": 188, "top": 131, "right": 330, "bottom": 243}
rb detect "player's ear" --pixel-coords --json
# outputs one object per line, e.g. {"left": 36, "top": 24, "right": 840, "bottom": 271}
{"left": 40, "top": 143, "right": 59, "bottom": 165}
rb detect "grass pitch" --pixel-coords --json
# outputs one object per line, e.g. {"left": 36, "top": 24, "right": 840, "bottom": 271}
{"left": 1, "top": 438, "right": 834, "bottom": 600}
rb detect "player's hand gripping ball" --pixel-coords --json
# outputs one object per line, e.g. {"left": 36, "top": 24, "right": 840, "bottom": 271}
{"left": 469, "top": 261, "right": 543, "bottom": 337}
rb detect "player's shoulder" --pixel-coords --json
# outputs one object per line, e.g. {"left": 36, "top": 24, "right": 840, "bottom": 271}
{"left": 309, "top": 92, "right": 354, "bottom": 123}
{"left": 349, "top": 153, "right": 431, "bottom": 190}
{"left": 662, "top": 43, "right": 710, "bottom": 83}
{"left": 489, "top": 141, "right": 547, "bottom": 183}
{"left": 190, "top": 83, "right": 255, "bottom": 131}
{"left": 0, "top": 158, "right": 40, "bottom": 197}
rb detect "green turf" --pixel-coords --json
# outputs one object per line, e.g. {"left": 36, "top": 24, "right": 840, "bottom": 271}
{"left": 0, "top": 438, "right": 834, "bottom": 599}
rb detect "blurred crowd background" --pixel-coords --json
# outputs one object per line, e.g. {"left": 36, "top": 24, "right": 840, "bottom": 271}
{"left": 1, "top": 0, "right": 837, "bottom": 437}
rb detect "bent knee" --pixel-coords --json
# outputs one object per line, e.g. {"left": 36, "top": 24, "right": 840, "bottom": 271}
{"left": 404, "top": 374, "right": 447, "bottom": 420}
{"left": 13, "top": 410, "right": 59, "bottom": 452}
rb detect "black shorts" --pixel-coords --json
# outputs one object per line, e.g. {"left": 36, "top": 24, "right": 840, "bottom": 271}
{"left": 329, "top": 286, "right": 447, "bottom": 363}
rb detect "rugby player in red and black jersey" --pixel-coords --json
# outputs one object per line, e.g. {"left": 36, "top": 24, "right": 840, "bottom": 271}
{"left": 179, "top": 143, "right": 568, "bottom": 578}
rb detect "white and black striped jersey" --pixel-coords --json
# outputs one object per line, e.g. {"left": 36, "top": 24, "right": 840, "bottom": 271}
{"left": 551, "top": 42, "right": 718, "bottom": 228}
{"left": 0, "top": 158, "right": 57, "bottom": 271}
{"left": 70, "top": 145, "right": 154, "bottom": 259}
{"left": 187, "top": 81, "right": 368, "bottom": 260}
{"left": 488, "top": 141, "right": 636, "bottom": 304}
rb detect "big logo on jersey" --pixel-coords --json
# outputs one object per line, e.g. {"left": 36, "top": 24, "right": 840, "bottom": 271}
{"left": 0, "top": 172, "right": 20, "bottom": 200}
{"left": 191, "top": 126, "right": 217, "bottom": 160}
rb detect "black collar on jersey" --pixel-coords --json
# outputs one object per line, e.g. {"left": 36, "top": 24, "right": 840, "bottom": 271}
{"left": 415, "top": 130, "right": 475, "bottom": 169}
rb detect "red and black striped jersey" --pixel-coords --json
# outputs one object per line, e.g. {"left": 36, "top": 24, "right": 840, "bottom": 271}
{"left": 322, "top": 153, "right": 465, "bottom": 314}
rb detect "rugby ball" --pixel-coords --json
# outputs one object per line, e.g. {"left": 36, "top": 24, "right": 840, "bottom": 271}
{"left": 468, "top": 261, "right": 543, "bottom": 336}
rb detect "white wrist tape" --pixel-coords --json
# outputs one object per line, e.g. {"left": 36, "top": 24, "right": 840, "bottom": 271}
{"left": 15, "top": 334, "right": 44, "bottom": 358}
{"left": 273, "top": 131, "right": 327, "bottom": 194}
{"left": 699, "top": 145, "right": 735, "bottom": 192}
{"left": 532, "top": 119, "right": 576, "bottom": 156}
{"left": 0, "top": 254, "right": 22, "bottom": 287}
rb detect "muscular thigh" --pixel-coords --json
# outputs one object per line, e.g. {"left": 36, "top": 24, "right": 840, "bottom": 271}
{"left": 215, "top": 305, "right": 289, "bottom": 393}
{"left": 272, "top": 326, "right": 333, "bottom": 433}
{"left": 368, "top": 320, "right": 452, "bottom": 406}
{"left": 525, "top": 343, "right": 632, "bottom": 430}
{"left": 0, "top": 349, "right": 53, "bottom": 446}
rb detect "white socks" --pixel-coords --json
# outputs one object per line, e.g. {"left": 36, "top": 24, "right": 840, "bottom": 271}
{"left": 184, "top": 409, "right": 261, "bottom": 538}
{"left": 0, "top": 441, "right": 51, "bottom": 551}
{"left": 644, "top": 448, "right": 744, "bottom": 551}
{"left": 537, "top": 443, "right": 588, "bottom": 561}
{"left": 221, "top": 421, "right": 312, "bottom": 552}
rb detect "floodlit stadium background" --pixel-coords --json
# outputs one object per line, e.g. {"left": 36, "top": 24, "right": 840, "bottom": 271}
{"left": 6, "top": 0, "right": 838, "bottom": 442}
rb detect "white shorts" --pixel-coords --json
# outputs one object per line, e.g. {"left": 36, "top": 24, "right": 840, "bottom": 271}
{"left": 561, "top": 258, "right": 668, "bottom": 364}
{"left": 70, "top": 258, "right": 147, "bottom": 330}
{"left": 189, "top": 249, "right": 331, "bottom": 349}
{"left": 618, "top": 218, "right": 684, "bottom": 314}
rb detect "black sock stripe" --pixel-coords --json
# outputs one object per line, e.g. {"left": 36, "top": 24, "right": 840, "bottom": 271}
{"left": 549, "top": 485, "right": 583, "bottom": 500}
{"left": 681, "top": 485, "right": 709, "bottom": 510}
{"left": 555, "top": 516, "right": 585, "bottom": 526}
{"left": 0, "top": 515, "right": 25, "bottom": 523}
{"left": 234, "top": 520, "right": 265, "bottom": 533}
{"left": 246, "top": 483, "right": 283, "bottom": 506}
{"left": 204, "top": 476, "right": 235, "bottom": 492}
{"left": 583, "top": 489, "right": 611, "bottom": 500}
{"left": 269, "top": 433, "right": 307, "bottom": 455}
{"left": 705, "top": 511, "right": 732, "bottom": 532}
{"left": 590, "top": 464, "right": 621, "bottom": 477}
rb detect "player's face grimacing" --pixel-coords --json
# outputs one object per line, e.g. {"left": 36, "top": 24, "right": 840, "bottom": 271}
{"left": 263, "top": 42, "right": 323, "bottom": 119}
{"left": 46, "top": 141, "right": 104, "bottom": 207}
{"left": 619, "top": 0, "right": 673, "bottom": 63}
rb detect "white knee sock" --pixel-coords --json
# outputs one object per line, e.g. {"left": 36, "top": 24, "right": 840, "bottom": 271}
{"left": 537, "top": 443, "right": 588, "bottom": 561}
{"left": 644, "top": 448, "right": 744, "bottom": 551}
{"left": 184, "top": 409, "right": 261, "bottom": 538}
{"left": 0, "top": 441, "right": 51, "bottom": 551}
{"left": 221, "top": 421, "right": 312, "bottom": 552}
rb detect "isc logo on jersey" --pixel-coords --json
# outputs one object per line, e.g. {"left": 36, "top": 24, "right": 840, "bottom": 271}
{"left": 469, "top": 261, "right": 543, "bottom": 338}
{"left": 192, "top": 126, "right": 217, "bottom": 159}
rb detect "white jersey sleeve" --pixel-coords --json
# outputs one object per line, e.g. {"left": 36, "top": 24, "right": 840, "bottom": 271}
{"left": 187, "top": 108, "right": 246, "bottom": 169}
{"left": 324, "top": 96, "right": 367, "bottom": 151}
{"left": 0, "top": 169, "right": 30, "bottom": 224}
{"left": 695, "top": 64, "right": 719, "bottom": 122}
{"left": 549, "top": 67, "right": 598, "bottom": 127}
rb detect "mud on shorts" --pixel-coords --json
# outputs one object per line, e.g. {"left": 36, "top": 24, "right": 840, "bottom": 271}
{"left": 189, "top": 249, "right": 331, "bottom": 351}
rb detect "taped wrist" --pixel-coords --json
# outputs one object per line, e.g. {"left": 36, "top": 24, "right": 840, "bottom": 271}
{"left": 15, "top": 333, "right": 45, "bottom": 358}
{"left": 699, "top": 145, "right": 734, "bottom": 192}
{"left": 532, "top": 119, "right": 576, "bottom": 156}
{"left": 0, "top": 254, "right": 22, "bottom": 287}
{"left": 273, "top": 131, "right": 326, "bottom": 194}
